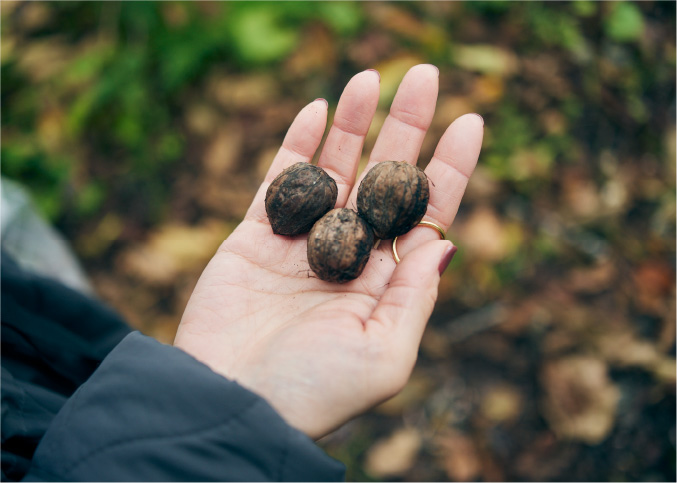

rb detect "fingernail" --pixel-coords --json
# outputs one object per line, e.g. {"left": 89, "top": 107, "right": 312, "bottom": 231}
{"left": 438, "top": 244, "right": 457, "bottom": 276}
{"left": 315, "top": 98, "right": 328, "bottom": 107}
{"left": 366, "top": 68, "right": 380, "bottom": 82}
{"left": 471, "top": 113, "right": 484, "bottom": 125}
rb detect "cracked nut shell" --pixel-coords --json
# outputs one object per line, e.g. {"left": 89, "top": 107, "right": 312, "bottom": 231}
{"left": 307, "top": 208, "right": 374, "bottom": 283}
{"left": 265, "top": 163, "right": 338, "bottom": 236}
{"left": 357, "top": 160, "right": 430, "bottom": 239}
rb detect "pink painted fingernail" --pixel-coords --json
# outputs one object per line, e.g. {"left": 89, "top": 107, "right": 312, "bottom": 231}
{"left": 366, "top": 69, "right": 380, "bottom": 82}
{"left": 315, "top": 98, "right": 328, "bottom": 107}
{"left": 438, "top": 245, "right": 458, "bottom": 276}
{"left": 471, "top": 113, "right": 484, "bottom": 125}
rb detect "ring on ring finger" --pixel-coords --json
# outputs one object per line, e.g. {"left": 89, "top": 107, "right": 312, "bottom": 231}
{"left": 392, "top": 220, "right": 446, "bottom": 264}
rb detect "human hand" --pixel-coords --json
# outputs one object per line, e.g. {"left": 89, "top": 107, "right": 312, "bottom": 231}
{"left": 174, "top": 64, "right": 483, "bottom": 440}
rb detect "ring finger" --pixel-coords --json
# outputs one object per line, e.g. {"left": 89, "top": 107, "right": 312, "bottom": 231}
{"left": 386, "top": 113, "right": 484, "bottom": 261}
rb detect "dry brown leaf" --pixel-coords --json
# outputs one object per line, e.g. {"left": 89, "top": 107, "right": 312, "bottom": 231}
{"left": 458, "top": 206, "right": 515, "bottom": 261}
{"left": 436, "top": 430, "right": 481, "bottom": 482}
{"left": 541, "top": 355, "right": 620, "bottom": 444}
{"left": 633, "top": 261, "right": 675, "bottom": 314}
{"left": 76, "top": 214, "right": 124, "bottom": 259}
{"left": 203, "top": 125, "right": 244, "bottom": 178}
{"left": 286, "top": 24, "right": 336, "bottom": 76}
{"left": 540, "top": 109, "right": 568, "bottom": 135}
{"left": 38, "top": 108, "right": 67, "bottom": 154}
{"left": 14, "top": 1, "right": 51, "bottom": 31}
{"left": 119, "top": 219, "right": 232, "bottom": 285}
{"left": 561, "top": 170, "right": 602, "bottom": 218}
{"left": 197, "top": 175, "right": 256, "bottom": 219}
{"left": 472, "top": 75, "right": 505, "bottom": 104}
{"left": 453, "top": 44, "right": 518, "bottom": 76}
{"left": 162, "top": 2, "right": 188, "bottom": 28}
{"left": 481, "top": 384, "right": 523, "bottom": 423}
{"left": 566, "top": 260, "right": 617, "bottom": 294}
{"left": 365, "top": 427, "right": 422, "bottom": 478}
{"left": 596, "top": 330, "right": 676, "bottom": 385}
{"left": 368, "top": 3, "right": 428, "bottom": 40}
{"left": 346, "top": 31, "right": 396, "bottom": 67}
{"left": 0, "top": 1, "right": 20, "bottom": 17}
{"left": 208, "top": 73, "right": 278, "bottom": 110}
{"left": 433, "top": 95, "right": 477, "bottom": 131}
{"left": 17, "top": 39, "right": 73, "bottom": 82}
{"left": 185, "top": 104, "right": 222, "bottom": 137}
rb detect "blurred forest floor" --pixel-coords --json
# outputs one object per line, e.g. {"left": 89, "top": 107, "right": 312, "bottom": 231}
{"left": 2, "top": 1, "right": 675, "bottom": 481}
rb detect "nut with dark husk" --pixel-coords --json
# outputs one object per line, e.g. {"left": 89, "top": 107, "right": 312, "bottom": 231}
{"left": 265, "top": 163, "right": 338, "bottom": 236}
{"left": 307, "top": 208, "right": 375, "bottom": 283}
{"left": 357, "top": 161, "right": 430, "bottom": 239}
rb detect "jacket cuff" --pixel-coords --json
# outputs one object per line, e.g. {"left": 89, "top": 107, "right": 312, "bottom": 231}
{"left": 26, "top": 332, "right": 345, "bottom": 481}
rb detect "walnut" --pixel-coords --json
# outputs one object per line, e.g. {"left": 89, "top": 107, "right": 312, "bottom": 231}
{"left": 307, "top": 208, "right": 374, "bottom": 283}
{"left": 357, "top": 161, "right": 430, "bottom": 239}
{"left": 265, "top": 163, "right": 338, "bottom": 236}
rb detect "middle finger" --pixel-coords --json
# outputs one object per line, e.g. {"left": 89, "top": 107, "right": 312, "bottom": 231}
{"left": 346, "top": 64, "right": 439, "bottom": 210}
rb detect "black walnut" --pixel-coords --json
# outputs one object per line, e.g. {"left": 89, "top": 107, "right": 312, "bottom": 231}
{"left": 357, "top": 161, "right": 430, "bottom": 239}
{"left": 265, "top": 163, "right": 338, "bottom": 236}
{"left": 307, "top": 208, "right": 374, "bottom": 283}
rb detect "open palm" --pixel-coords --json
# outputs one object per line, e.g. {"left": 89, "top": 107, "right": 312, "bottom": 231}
{"left": 174, "top": 65, "right": 484, "bottom": 440}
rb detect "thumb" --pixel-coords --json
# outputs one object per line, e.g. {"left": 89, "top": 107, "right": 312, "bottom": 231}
{"left": 369, "top": 239, "right": 457, "bottom": 348}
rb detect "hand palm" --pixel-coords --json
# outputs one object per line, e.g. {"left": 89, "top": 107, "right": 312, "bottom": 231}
{"left": 175, "top": 65, "right": 483, "bottom": 439}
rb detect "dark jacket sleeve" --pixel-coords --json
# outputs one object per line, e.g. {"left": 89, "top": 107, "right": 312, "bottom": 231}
{"left": 22, "top": 332, "right": 345, "bottom": 482}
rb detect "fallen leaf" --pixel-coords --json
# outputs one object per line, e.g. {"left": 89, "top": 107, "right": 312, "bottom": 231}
{"left": 197, "top": 175, "right": 257, "bottom": 219}
{"left": 436, "top": 430, "right": 481, "bottom": 482}
{"left": 286, "top": 23, "right": 336, "bottom": 76}
{"left": 17, "top": 39, "right": 73, "bottom": 82}
{"left": 203, "top": 125, "right": 244, "bottom": 178}
{"left": 633, "top": 260, "right": 675, "bottom": 314}
{"left": 185, "top": 104, "right": 222, "bottom": 137}
{"left": 458, "top": 206, "right": 517, "bottom": 261}
{"left": 207, "top": 73, "right": 278, "bottom": 110}
{"left": 472, "top": 75, "right": 505, "bottom": 104}
{"left": 76, "top": 214, "right": 124, "bottom": 259}
{"left": 561, "top": 170, "right": 602, "bottom": 218}
{"left": 566, "top": 259, "right": 617, "bottom": 294}
{"left": 365, "top": 427, "right": 422, "bottom": 478}
{"left": 453, "top": 44, "right": 518, "bottom": 76}
{"left": 541, "top": 355, "right": 620, "bottom": 444}
{"left": 481, "top": 384, "right": 523, "bottom": 424}
{"left": 433, "top": 95, "right": 477, "bottom": 131}
{"left": 596, "top": 329, "right": 677, "bottom": 385}
{"left": 119, "top": 219, "right": 232, "bottom": 285}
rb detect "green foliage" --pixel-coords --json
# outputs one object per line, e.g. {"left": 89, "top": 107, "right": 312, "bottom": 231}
{"left": 604, "top": 2, "right": 645, "bottom": 42}
{"left": 228, "top": 5, "right": 299, "bottom": 64}
{"left": 1, "top": 1, "right": 365, "bottom": 223}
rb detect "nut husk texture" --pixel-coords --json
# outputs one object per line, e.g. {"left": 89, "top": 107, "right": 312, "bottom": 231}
{"left": 265, "top": 163, "right": 338, "bottom": 236}
{"left": 307, "top": 208, "right": 374, "bottom": 283}
{"left": 357, "top": 161, "right": 430, "bottom": 239}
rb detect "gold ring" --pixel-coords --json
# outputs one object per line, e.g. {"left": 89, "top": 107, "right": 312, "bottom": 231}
{"left": 392, "top": 221, "right": 446, "bottom": 264}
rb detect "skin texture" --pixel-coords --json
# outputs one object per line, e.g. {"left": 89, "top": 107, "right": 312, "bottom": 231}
{"left": 174, "top": 65, "right": 484, "bottom": 440}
